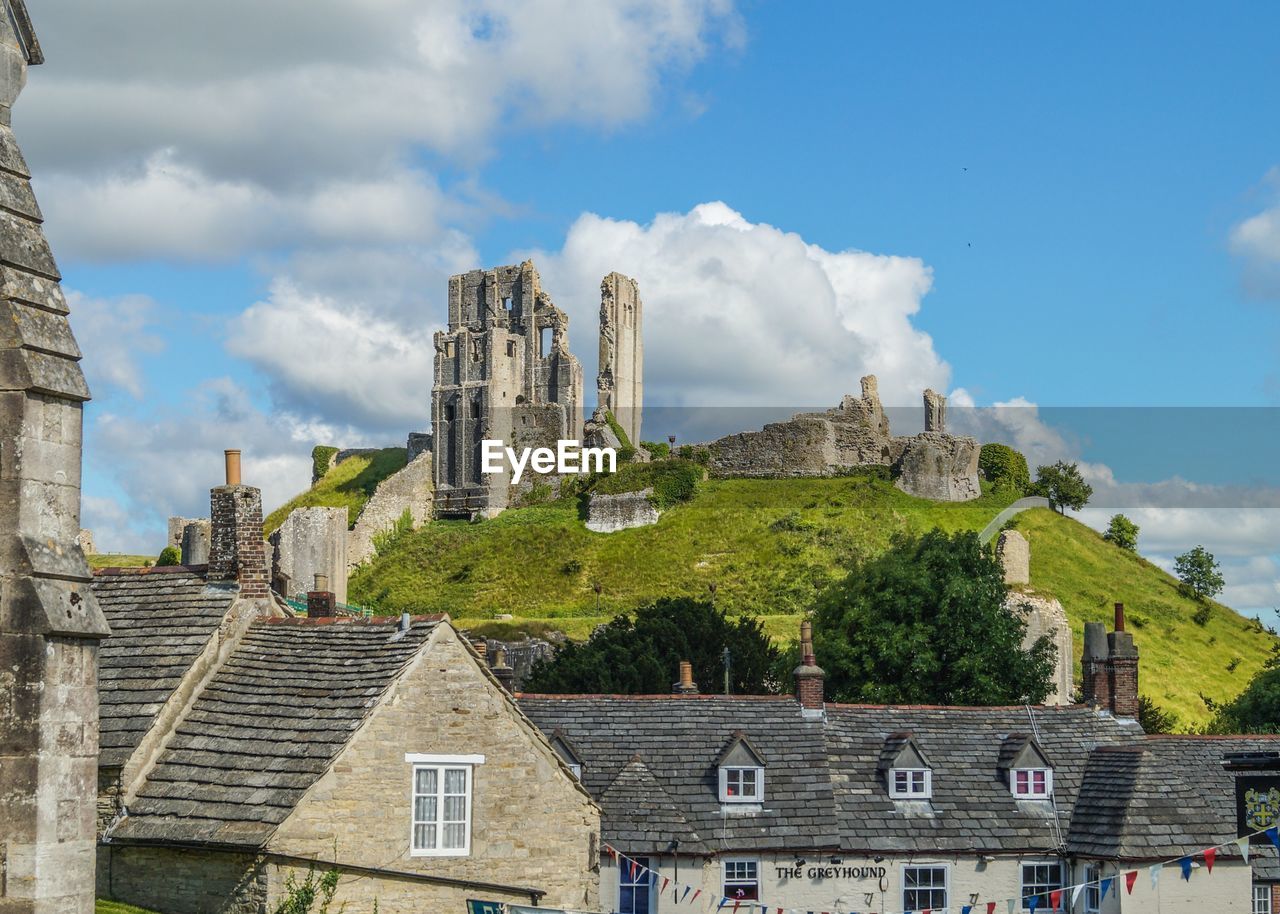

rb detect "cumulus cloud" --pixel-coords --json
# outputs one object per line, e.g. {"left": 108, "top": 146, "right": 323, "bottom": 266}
{"left": 23, "top": 0, "right": 741, "bottom": 261}
{"left": 1229, "top": 166, "right": 1280, "bottom": 299}
{"left": 67, "top": 290, "right": 164, "bottom": 399}
{"left": 526, "top": 202, "right": 948, "bottom": 407}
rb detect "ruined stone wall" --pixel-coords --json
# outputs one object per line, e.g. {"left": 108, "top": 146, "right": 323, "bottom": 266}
{"left": 597, "top": 272, "right": 643, "bottom": 446}
{"left": 77, "top": 528, "right": 95, "bottom": 555}
{"left": 586, "top": 489, "right": 661, "bottom": 533}
{"left": 0, "top": 8, "right": 111, "bottom": 910}
{"left": 179, "top": 519, "right": 210, "bottom": 565}
{"left": 269, "top": 506, "right": 348, "bottom": 602}
{"left": 348, "top": 450, "right": 433, "bottom": 570}
{"left": 268, "top": 625, "right": 599, "bottom": 913}
{"left": 167, "top": 515, "right": 203, "bottom": 549}
{"left": 96, "top": 846, "right": 267, "bottom": 914}
{"left": 891, "top": 432, "right": 981, "bottom": 502}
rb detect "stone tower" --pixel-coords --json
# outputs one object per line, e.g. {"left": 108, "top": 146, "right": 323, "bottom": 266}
{"left": 596, "top": 272, "right": 643, "bottom": 447}
{"left": 0, "top": 4, "right": 111, "bottom": 911}
{"left": 432, "top": 261, "right": 583, "bottom": 518}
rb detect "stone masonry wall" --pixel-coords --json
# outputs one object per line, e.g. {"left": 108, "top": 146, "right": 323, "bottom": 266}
{"left": 97, "top": 845, "right": 267, "bottom": 914}
{"left": 268, "top": 625, "right": 600, "bottom": 913}
{"left": 585, "top": 488, "right": 659, "bottom": 533}
{"left": 269, "top": 506, "right": 348, "bottom": 602}
{"left": 347, "top": 450, "right": 433, "bottom": 569}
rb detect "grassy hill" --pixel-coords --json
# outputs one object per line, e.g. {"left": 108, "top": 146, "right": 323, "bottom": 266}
{"left": 263, "top": 447, "right": 406, "bottom": 536}
{"left": 348, "top": 473, "right": 1275, "bottom": 728}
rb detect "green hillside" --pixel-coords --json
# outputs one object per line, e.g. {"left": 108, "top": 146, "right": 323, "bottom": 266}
{"left": 348, "top": 473, "right": 1275, "bottom": 728}
{"left": 263, "top": 447, "right": 406, "bottom": 535}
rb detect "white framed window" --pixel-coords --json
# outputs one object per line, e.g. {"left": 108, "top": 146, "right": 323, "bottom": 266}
{"left": 619, "top": 856, "right": 653, "bottom": 914}
{"left": 1011, "top": 767, "right": 1053, "bottom": 799}
{"left": 405, "top": 753, "right": 483, "bottom": 856}
{"left": 890, "top": 768, "right": 932, "bottom": 799}
{"left": 723, "top": 858, "right": 760, "bottom": 902}
{"left": 1084, "top": 864, "right": 1101, "bottom": 914}
{"left": 902, "top": 865, "right": 947, "bottom": 912}
{"left": 719, "top": 766, "right": 763, "bottom": 803}
{"left": 1021, "top": 862, "right": 1063, "bottom": 911}
{"left": 1256, "top": 884, "right": 1273, "bottom": 914}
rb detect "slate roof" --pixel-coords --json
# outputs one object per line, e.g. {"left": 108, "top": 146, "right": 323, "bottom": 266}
{"left": 94, "top": 566, "right": 237, "bottom": 767}
{"left": 1067, "top": 736, "right": 1280, "bottom": 874}
{"left": 109, "top": 616, "right": 441, "bottom": 848}
{"left": 519, "top": 695, "right": 839, "bottom": 854}
{"left": 519, "top": 696, "right": 1140, "bottom": 856}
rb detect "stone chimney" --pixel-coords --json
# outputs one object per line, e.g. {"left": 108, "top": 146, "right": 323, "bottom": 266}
{"left": 208, "top": 449, "right": 270, "bottom": 599}
{"left": 307, "top": 574, "right": 336, "bottom": 619}
{"left": 794, "top": 620, "right": 825, "bottom": 713}
{"left": 1081, "top": 602, "right": 1139, "bottom": 719}
{"left": 673, "top": 660, "right": 699, "bottom": 695}
{"left": 490, "top": 646, "right": 515, "bottom": 693}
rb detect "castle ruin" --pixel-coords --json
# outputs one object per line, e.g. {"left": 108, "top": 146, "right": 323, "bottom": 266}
{"left": 0, "top": 5, "right": 111, "bottom": 910}
{"left": 431, "top": 261, "right": 583, "bottom": 518}
{"left": 596, "top": 272, "right": 643, "bottom": 447}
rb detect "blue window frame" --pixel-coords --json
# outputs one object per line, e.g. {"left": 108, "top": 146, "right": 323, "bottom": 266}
{"left": 619, "top": 856, "right": 652, "bottom": 914}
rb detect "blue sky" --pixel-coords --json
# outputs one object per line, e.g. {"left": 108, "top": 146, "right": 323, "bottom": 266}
{"left": 21, "top": 1, "right": 1280, "bottom": 615}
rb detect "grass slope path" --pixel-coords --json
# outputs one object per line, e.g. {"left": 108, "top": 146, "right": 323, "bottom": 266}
{"left": 263, "top": 447, "right": 407, "bottom": 536}
{"left": 348, "top": 475, "right": 1275, "bottom": 728}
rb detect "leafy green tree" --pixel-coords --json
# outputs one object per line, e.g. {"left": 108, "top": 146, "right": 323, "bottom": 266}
{"left": 524, "top": 598, "right": 780, "bottom": 695}
{"left": 1103, "top": 514, "right": 1140, "bottom": 551}
{"left": 811, "top": 530, "right": 1055, "bottom": 705}
{"left": 1137, "top": 695, "right": 1178, "bottom": 733}
{"left": 1174, "top": 545, "right": 1225, "bottom": 601}
{"left": 1030, "top": 461, "right": 1093, "bottom": 514}
{"left": 1210, "top": 658, "right": 1280, "bottom": 734}
{"left": 156, "top": 545, "right": 181, "bottom": 566}
{"left": 978, "top": 443, "right": 1030, "bottom": 494}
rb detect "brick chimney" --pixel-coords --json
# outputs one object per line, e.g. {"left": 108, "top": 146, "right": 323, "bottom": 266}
{"left": 673, "top": 660, "right": 699, "bottom": 695}
{"left": 1081, "top": 602, "right": 1139, "bottom": 719}
{"left": 208, "top": 449, "right": 270, "bottom": 600}
{"left": 307, "top": 573, "right": 336, "bottom": 619}
{"left": 490, "top": 646, "right": 515, "bottom": 693}
{"left": 794, "top": 619, "right": 825, "bottom": 713}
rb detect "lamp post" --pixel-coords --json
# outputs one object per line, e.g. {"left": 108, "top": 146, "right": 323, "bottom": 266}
{"left": 668, "top": 434, "right": 676, "bottom": 455}
{"left": 592, "top": 581, "right": 602, "bottom": 613}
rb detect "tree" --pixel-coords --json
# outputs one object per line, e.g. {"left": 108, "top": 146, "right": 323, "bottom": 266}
{"left": 978, "top": 443, "right": 1030, "bottom": 494}
{"left": 524, "top": 598, "right": 780, "bottom": 695}
{"left": 1137, "top": 695, "right": 1178, "bottom": 733}
{"left": 1030, "top": 461, "right": 1093, "bottom": 514}
{"left": 1210, "top": 658, "right": 1280, "bottom": 734}
{"left": 811, "top": 530, "right": 1055, "bottom": 705}
{"left": 156, "top": 545, "right": 181, "bottom": 566}
{"left": 1174, "top": 545, "right": 1224, "bottom": 601}
{"left": 1103, "top": 514, "right": 1139, "bottom": 551}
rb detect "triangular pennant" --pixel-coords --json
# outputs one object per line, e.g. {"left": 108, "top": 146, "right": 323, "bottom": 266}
{"left": 987, "top": 904, "right": 997, "bottom": 914}
{"left": 1150, "top": 863, "right": 1162, "bottom": 890}
{"left": 1180, "top": 857, "right": 1192, "bottom": 881}
{"left": 962, "top": 907, "right": 973, "bottom": 914}
{"left": 1238, "top": 837, "right": 1251, "bottom": 863}
{"left": 1006, "top": 900, "right": 1016, "bottom": 914}
{"left": 1071, "top": 884, "right": 1084, "bottom": 905}
{"left": 1100, "top": 877, "right": 1113, "bottom": 901}
{"left": 1049, "top": 889, "right": 1062, "bottom": 910}
{"left": 1125, "top": 871, "right": 1138, "bottom": 894}
{"left": 662, "top": 877, "right": 670, "bottom": 892}
{"left": 1269, "top": 827, "right": 1280, "bottom": 850}
{"left": 1027, "top": 896, "right": 1039, "bottom": 912}
{"left": 691, "top": 889, "right": 701, "bottom": 904}
{"left": 1204, "top": 847, "right": 1217, "bottom": 873}
{"left": 717, "top": 899, "right": 728, "bottom": 911}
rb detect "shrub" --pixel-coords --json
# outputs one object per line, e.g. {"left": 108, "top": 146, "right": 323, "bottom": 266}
{"left": 1137, "top": 695, "right": 1178, "bottom": 733}
{"left": 1192, "top": 604, "right": 1212, "bottom": 627}
{"left": 517, "top": 480, "right": 554, "bottom": 506}
{"left": 604, "top": 411, "right": 636, "bottom": 462}
{"left": 156, "top": 546, "right": 181, "bottom": 566}
{"left": 978, "top": 443, "right": 1030, "bottom": 494}
{"left": 371, "top": 509, "right": 413, "bottom": 557}
{"left": 590, "top": 459, "right": 703, "bottom": 509}
{"left": 675, "top": 444, "right": 711, "bottom": 466}
{"left": 1103, "top": 514, "right": 1140, "bottom": 551}
{"left": 272, "top": 864, "right": 342, "bottom": 914}
{"left": 641, "top": 440, "right": 670, "bottom": 459}
{"left": 311, "top": 445, "right": 339, "bottom": 483}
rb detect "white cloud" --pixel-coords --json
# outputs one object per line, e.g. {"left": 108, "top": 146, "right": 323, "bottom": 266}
{"left": 1229, "top": 166, "right": 1280, "bottom": 299}
{"left": 23, "top": 0, "right": 741, "bottom": 261}
{"left": 66, "top": 290, "right": 164, "bottom": 399}
{"left": 526, "top": 202, "right": 948, "bottom": 406}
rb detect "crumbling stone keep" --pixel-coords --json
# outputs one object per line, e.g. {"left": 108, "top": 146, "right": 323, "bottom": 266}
{"left": 923, "top": 388, "right": 946, "bottom": 432}
{"left": 179, "top": 519, "right": 211, "bottom": 565}
{"left": 0, "top": 5, "right": 111, "bottom": 911}
{"left": 269, "top": 506, "right": 349, "bottom": 603}
{"left": 997, "top": 529, "right": 1030, "bottom": 585}
{"left": 431, "top": 261, "right": 583, "bottom": 518}
{"left": 597, "top": 272, "right": 643, "bottom": 446}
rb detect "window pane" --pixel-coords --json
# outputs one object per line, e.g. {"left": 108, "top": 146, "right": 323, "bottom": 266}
{"left": 444, "top": 795, "right": 466, "bottom": 821}
{"left": 414, "top": 823, "right": 436, "bottom": 850}
{"left": 443, "top": 822, "right": 467, "bottom": 849}
{"left": 444, "top": 768, "right": 467, "bottom": 794}
{"left": 414, "top": 795, "right": 437, "bottom": 823}
{"left": 416, "top": 768, "right": 437, "bottom": 794}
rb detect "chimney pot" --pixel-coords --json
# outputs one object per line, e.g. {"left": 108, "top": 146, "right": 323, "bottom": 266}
{"left": 225, "top": 449, "right": 241, "bottom": 486}
{"left": 673, "top": 660, "right": 699, "bottom": 694}
{"left": 1114, "top": 602, "right": 1125, "bottom": 632}
{"left": 794, "top": 619, "right": 825, "bottom": 712}
{"left": 314, "top": 573, "right": 329, "bottom": 592}
{"left": 490, "top": 645, "right": 515, "bottom": 693}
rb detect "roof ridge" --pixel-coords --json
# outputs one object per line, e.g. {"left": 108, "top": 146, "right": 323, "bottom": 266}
{"left": 94, "top": 564, "right": 209, "bottom": 577}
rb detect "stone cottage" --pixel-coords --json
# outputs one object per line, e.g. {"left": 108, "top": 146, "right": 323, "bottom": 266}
{"left": 94, "top": 457, "right": 600, "bottom": 914}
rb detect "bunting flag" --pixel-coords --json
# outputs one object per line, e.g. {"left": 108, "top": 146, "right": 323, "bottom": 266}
{"left": 1070, "top": 884, "right": 1084, "bottom": 905}
{"left": 1006, "top": 900, "right": 1016, "bottom": 914}
{"left": 717, "top": 899, "right": 728, "bottom": 911}
{"left": 987, "top": 904, "right": 997, "bottom": 914}
{"left": 691, "top": 889, "right": 702, "bottom": 904}
{"left": 961, "top": 906, "right": 973, "bottom": 914}
{"left": 662, "top": 876, "right": 670, "bottom": 892}
{"left": 1150, "top": 863, "right": 1162, "bottom": 890}
{"left": 1269, "top": 827, "right": 1280, "bottom": 851}
{"left": 1100, "top": 877, "right": 1113, "bottom": 901}
{"left": 1026, "top": 896, "right": 1039, "bottom": 912}
{"left": 1238, "top": 836, "right": 1251, "bottom": 863}
{"left": 1180, "top": 857, "right": 1193, "bottom": 881}
{"left": 1125, "top": 871, "right": 1138, "bottom": 894}
{"left": 682, "top": 886, "right": 692, "bottom": 903}
{"left": 1204, "top": 847, "right": 1217, "bottom": 873}
{"left": 1049, "top": 889, "right": 1062, "bottom": 910}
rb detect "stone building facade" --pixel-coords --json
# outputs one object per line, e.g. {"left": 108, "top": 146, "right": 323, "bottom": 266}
{"left": 0, "top": 5, "right": 111, "bottom": 911}
{"left": 597, "top": 271, "right": 643, "bottom": 447}
{"left": 432, "top": 261, "right": 583, "bottom": 518}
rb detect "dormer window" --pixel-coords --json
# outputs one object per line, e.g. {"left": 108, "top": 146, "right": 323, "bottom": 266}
{"left": 549, "top": 728, "right": 584, "bottom": 782}
{"left": 999, "top": 734, "right": 1054, "bottom": 800}
{"left": 878, "top": 732, "right": 933, "bottom": 801}
{"left": 890, "top": 767, "right": 932, "bottom": 799}
{"left": 1011, "top": 767, "right": 1053, "bottom": 799}
{"left": 716, "top": 732, "right": 766, "bottom": 805}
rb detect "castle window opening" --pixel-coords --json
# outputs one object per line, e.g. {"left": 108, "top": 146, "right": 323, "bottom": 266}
{"left": 444, "top": 340, "right": 456, "bottom": 358}
{"left": 472, "top": 339, "right": 483, "bottom": 362}
{"left": 503, "top": 296, "right": 512, "bottom": 311}
{"left": 506, "top": 340, "right": 517, "bottom": 357}
{"left": 471, "top": 400, "right": 482, "bottom": 419}
{"left": 540, "top": 327, "right": 552, "bottom": 355}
